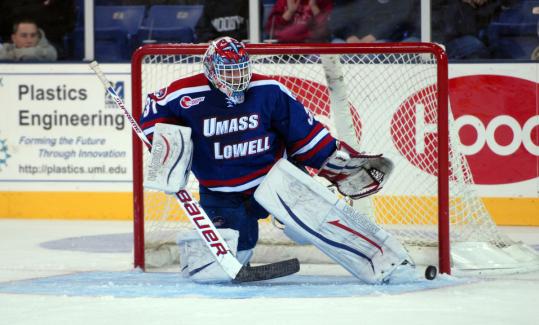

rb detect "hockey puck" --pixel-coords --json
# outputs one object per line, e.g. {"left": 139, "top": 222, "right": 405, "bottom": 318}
{"left": 425, "top": 265, "right": 437, "bottom": 280}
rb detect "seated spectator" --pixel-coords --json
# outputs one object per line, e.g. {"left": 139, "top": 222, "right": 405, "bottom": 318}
{"left": 264, "top": 0, "right": 333, "bottom": 43}
{"left": 0, "top": 1, "right": 75, "bottom": 60}
{"left": 0, "top": 19, "right": 58, "bottom": 61}
{"left": 330, "top": 0, "right": 416, "bottom": 43}
{"left": 195, "top": 0, "right": 248, "bottom": 43}
{"left": 430, "top": 0, "right": 502, "bottom": 59}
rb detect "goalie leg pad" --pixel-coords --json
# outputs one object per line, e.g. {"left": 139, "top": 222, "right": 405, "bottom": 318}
{"left": 255, "top": 159, "right": 409, "bottom": 284}
{"left": 178, "top": 229, "right": 252, "bottom": 282}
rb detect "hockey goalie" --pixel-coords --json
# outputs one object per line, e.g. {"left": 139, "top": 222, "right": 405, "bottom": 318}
{"left": 139, "top": 37, "right": 435, "bottom": 283}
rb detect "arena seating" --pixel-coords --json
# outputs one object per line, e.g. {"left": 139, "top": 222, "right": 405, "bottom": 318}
{"left": 70, "top": 4, "right": 204, "bottom": 61}
{"left": 488, "top": 1, "right": 539, "bottom": 59}
{"left": 135, "top": 5, "right": 203, "bottom": 45}
{"left": 72, "top": 5, "right": 145, "bottom": 61}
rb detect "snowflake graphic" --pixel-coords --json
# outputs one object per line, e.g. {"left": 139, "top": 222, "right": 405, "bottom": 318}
{"left": 0, "top": 138, "right": 10, "bottom": 170}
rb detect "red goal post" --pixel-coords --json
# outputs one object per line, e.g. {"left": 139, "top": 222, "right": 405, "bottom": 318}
{"left": 131, "top": 43, "right": 449, "bottom": 273}
{"left": 133, "top": 43, "right": 539, "bottom": 276}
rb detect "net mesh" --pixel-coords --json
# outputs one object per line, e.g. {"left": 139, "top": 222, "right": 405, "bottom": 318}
{"left": 135, "top": 46, "right": 514, "bottom": 268}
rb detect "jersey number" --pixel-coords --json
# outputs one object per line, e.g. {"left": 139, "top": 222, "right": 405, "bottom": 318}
{"left": 143, "top": 97, "right": 158, "bottom": 117}
{"left": 304, "top": 107, "right": 314, "bottom": 125}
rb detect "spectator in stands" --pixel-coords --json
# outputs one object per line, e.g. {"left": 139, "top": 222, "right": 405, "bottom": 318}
{"left": 429, "top": 0, "right": 503, "bottom": 59}
{"left": 329, "top": 0, "right": 416, "bottom": 43}
{"left": 264, "top": 0, "right": 333, "bottom": 43}
{"left": 0, "top": 19, "right": 58, "bottom": 61}
{"left": 0, "top": 0, "right": 75, "bottom": 60}
{"left": 195, "top": 0, "right": 248, "bottom": 42}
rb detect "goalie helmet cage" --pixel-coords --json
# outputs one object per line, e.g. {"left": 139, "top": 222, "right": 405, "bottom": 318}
{"left": 131, "top": 43, "right": 539, "bottom": 275}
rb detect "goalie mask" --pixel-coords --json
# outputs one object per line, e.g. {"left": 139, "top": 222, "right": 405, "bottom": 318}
{"left": 203, "top": 37, "right": 252, "bottom": 105}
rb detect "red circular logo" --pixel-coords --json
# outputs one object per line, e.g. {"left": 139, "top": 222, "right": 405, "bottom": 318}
{"left": 391, "top": 75, "right": 538, "bottom": 185}
{"left": 449, "top": 75, "right": 538, "bottom": 184}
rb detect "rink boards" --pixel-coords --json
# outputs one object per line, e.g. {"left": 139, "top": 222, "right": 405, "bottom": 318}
{"left": 0, "top": 63, "right": 537, "bottom": 225}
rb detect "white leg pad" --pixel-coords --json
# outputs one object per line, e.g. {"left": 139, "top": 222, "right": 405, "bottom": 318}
{"left": 177, "top": 228, "right": 247, "bottom": 282}
{"left": 254, "top": 159, "right": 410, "bottom": 284}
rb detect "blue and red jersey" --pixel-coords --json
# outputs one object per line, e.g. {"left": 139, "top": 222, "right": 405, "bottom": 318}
{"left": 140, "top": 73, "right": 336, "bottom": 193}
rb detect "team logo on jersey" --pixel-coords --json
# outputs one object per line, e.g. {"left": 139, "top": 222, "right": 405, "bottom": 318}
{"left": 180, "top": 95, "right": 205, "bottom": 109}
{"left": 0, "top": 138, "right": 10, "bottom": 171}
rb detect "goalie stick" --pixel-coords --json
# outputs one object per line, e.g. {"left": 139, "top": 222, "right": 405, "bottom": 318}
{"left": 89, "top": 61, "right": 299, "bottom": 282}
{"left": 321, "top": 55, "right": 360, "bottom": 150}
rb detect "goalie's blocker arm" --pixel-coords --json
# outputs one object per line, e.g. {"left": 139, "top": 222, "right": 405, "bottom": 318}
{"left": 144, "top": 123, "right": 193, "bottom": 193}
{"left": 318, "top": 141, "right": 394, "bottom": 199}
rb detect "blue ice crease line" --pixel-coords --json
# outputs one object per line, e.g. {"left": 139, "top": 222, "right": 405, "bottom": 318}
{"left": 0, "top": 270, "right": 469, "bottom": 299}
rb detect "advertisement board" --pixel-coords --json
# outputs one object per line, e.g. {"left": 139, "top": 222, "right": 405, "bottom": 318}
{"left": 0, "top": 63, "right": 537, "bottom": 224}
{"left": 0, "top": 64, "right": 132, "bottom": 191}
{"left": 0, "top": 64, "right": 133, "bottom": 218}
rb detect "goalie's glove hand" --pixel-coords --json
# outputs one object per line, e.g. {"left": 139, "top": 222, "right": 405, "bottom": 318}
{"left": 318, "top": 141, "right": 394, "bottom": 199}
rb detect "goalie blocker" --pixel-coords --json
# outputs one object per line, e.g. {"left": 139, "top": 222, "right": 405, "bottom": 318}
{"left": 144, "top": 123, "right": 193, "bottom": 193}
{"left": 255, "top": 158, "right": 434, "bottom": 284}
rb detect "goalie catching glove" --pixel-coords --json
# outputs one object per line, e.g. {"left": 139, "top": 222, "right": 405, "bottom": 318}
{"left": 318, "top": 141, "right": 394, "bottom": 199}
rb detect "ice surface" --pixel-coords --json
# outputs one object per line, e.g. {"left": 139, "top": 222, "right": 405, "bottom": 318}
{"left": 0, "top": 271, "right": 468, "bottom": 299}
{"left": 0, "top": 219, "right": 538, "bottom": 325}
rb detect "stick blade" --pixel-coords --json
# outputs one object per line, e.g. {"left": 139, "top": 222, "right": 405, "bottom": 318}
{"left": 233, "top": 258, "right": 300, "bottom": 283}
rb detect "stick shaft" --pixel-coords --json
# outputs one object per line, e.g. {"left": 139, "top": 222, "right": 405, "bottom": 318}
{"left": 89, "top": 61, "right": 151, "bottom": 146}
{"left": 321, "top": 55, "right": 361, "bottom": 150}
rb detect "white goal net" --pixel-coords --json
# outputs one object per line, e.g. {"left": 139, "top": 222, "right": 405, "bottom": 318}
{"left": 131, "top": 43, "right": 539, "bottom": 275}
